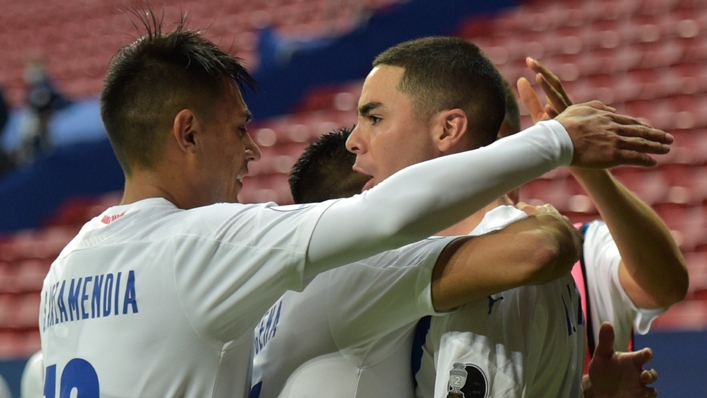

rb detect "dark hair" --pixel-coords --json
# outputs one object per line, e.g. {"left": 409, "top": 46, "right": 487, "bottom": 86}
{"left": 100, "top": 8, "right": 258, "bottom": 174}
{"left": 373, "top": 36, "right": 506, "bottom": 149}
{"left": 498, "top": 78, "right": 521, "bottom": 139}
{"left": 289, "top": 126, "right": 368, "bottom": 204}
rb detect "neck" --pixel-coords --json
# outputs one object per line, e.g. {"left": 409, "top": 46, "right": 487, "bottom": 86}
{"left": 437, "top": 196, "right": 510, "bottom": 236}
{"left": 121, "top": 166, "right": 195, "bottom": 209}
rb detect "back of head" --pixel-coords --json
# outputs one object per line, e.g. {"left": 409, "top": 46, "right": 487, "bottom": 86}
{"left": 101, "top": 9, "right": 257, "bottom": 175}
{"left": 373, "top": 36, "right": 506, "bottom": 150}
{"left": 289, "top": 127, "right": 368, "bottom": 204}
{"left": 498, "top": 78, "right": 522, "bottom": 139}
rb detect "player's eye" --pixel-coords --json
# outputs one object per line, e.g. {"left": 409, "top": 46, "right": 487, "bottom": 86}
{"left": 369, "top": 115, "right": 382, "bottom": 125}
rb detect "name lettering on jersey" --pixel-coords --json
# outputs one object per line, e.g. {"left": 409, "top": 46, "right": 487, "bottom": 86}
{"left": 253, "top": 298, "right": 282, "bottom": 355}
{"left": 42, "top": 270, "right": 139, "bottom": 332}
{"left": 562, "top": 283, "right": 584, "bottom": 337}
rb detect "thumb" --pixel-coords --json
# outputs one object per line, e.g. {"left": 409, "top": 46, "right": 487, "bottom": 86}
{"left": 517, "top": 77, "right": 545, "bottom": 124}
{"left": 594, "top": 322, "right": 616, "bottom": 358}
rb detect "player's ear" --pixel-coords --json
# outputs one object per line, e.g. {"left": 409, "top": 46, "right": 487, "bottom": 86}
{"left": 433, "top": 108, "right": 468, "bottom": 153}
{"left": 172, "top": 109, "right": 202, "bottom": 155}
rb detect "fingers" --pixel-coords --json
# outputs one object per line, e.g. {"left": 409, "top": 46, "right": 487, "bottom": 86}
{"left": 622, "top": 348, "right": 658, "bottom": 368}
{"left": 641, "top": 368, "right": 658, "bottom": 384}
{"left": 569, "top": 100, "right": 617, "bottom": 113}
{"left": 644, "top": 387, "right": 658, "bottom": 398}
{"left": 500, "top": 194, "right": 514, "bottom": 206}
{"left": 594, "top": 322, "right": 616, "bottom": 358}
{"left": 611, "top": 150, "right": 658, "bottom": 167}
{"left": 544, "top": 104, "right": 559, "bottom": 119}
{"left": 618, "top": 137, "right": 671, "bottom": 156}
{"left": 516, "top": 202, "right": 564, "bottom": 218}
{"left": 515, "top": 201, "right": 536, "bottom": 216}
{"left": 609, "top": 114, "right": 674, "bottom": 144}
{"left": 537, "top": 74, "right": 569, "bottom": 115}
{"left": 527, "top": 57, "right": 562, "bottom": 91}
{"left": 517, "top": 77, "right": 547, "bottom": 124}
{"left": 539, "top": 203, "right": 561, "bottom": 217}
{"left": 631, "top": 347, "right": 654, "bottom": 366}
{"left": 527, "top": 57, "right": 572, "bottom": 108}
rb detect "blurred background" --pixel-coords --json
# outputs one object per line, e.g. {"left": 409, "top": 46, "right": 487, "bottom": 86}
{"left": 0, "top": 0, "right": 705, "bottom": 396}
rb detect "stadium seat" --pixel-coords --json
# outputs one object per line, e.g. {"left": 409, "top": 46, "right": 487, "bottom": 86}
{"left": 0, "top": 330, "right": 26, "bottom": 359}
{"left": 652, "top": 298, "right": 707, "bottom": 331}
{"left": 12, "top": 293, "right": 40, "bottom": 329}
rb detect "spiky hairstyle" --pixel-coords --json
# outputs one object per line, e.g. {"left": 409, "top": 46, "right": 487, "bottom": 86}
{"left": 101, "top": 6, "right": 258, "bottom": 174}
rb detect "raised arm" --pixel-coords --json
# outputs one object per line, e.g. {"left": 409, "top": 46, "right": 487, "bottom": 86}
{"left": 306, "top": 110, "right": 671, "bottom": 278}
{"left": 430, "top": 203, "right": 583, "bottom": 311}
{"left": 520, "top": 58, "right": 688, "bottom": 308}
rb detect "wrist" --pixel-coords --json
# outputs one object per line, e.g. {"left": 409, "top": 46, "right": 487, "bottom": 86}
{"left": 568, "top": 166, "right": 609, "bottom": 180}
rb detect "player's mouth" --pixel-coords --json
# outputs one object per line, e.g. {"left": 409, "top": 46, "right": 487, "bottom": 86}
{"left": 352, "top": 164, "right": 375, "bottom": 192}
{"left": 236, "top": 169, "right": 248, "bottom": 187}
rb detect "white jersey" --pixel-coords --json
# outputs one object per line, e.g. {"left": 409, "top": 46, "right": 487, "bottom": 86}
{"left": 40, "top": 198, "right": 332, "bottom": 398}
{"left": 39, "top": 119, "right": 575, "bottom": 398}
{"left": 251, "top": 236, "right": 455, "bottom": 398}
{"left": 415, "top": 206, "right": 585, "bottom": 398}
{"left": 579, "top": 221, "right": 667, "bottom": 352}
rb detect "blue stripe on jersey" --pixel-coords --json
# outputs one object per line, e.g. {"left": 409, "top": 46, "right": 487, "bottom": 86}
{"left": 411, "top": 315, "right": 432, "bottom": 387}
{"left": 250, "top": 382, "right": 262, "bottom": 398}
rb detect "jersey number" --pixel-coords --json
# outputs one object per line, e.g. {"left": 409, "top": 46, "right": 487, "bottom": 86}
{"left": 44, "top": 359, "right": 99, "bottom": 398}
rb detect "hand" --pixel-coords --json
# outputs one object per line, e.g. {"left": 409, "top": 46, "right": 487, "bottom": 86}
{"left": 585, "top": 322, "right": 658, "bottom": 398}
{"left": 518, "top": 58, "right": 672, "bottom": 168}
{"left": 518, "top": 57, "right": 573, "bottom": 123}
{"left": 516, "top": 201, "right": 564, "bottom": 218}
{"left": 516, "top": 202, "right": 583, "bottom": 268}
{"left": 555, "top": 101, "right": 672, "bottom": 168}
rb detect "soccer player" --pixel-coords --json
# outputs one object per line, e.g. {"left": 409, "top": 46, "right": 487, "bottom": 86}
{"left": 251, "top": 36, "right": 673, "bottom": 397}
{"left": 414, "top": 68, "right": 685, "bottom": 397}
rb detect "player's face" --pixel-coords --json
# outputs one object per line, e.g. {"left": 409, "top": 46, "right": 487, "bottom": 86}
{"left": 198, "top": 83, "right": 261, "bottom": 204}
{"left": 346, "top": 65, "right": 439, "bottom": 191}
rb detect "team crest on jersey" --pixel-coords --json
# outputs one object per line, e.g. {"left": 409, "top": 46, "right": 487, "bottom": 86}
{"left": 446, "top": 363, "right": 488, "bottom": 398}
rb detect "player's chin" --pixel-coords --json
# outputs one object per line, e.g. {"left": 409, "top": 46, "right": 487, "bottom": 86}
{"left": 361, "top": 178, "right": 376, "bottom": 192}
{"left": 225, "top": 185, "right": 242, "bottom": 204}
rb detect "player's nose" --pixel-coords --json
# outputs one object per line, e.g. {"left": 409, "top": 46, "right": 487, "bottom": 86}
{"left": 346, "top": 125, "right": 366, "bottom": 154}
{"left": 245, "top": 134, "right": 261, "bottom": 161}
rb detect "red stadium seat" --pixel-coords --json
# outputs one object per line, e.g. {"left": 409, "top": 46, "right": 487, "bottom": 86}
{"left": 651, "top": 299, "right": 707, "bottom": 331}
{"left": 0, "top": 330, "right": 27, "bottom": 359}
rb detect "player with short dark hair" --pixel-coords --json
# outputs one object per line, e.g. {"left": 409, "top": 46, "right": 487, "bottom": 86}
{"left": 372, "top": 36, "right": 504, "bottom": 150}
{"left": 289, "top": 126, "right": 367, "bottom": 203}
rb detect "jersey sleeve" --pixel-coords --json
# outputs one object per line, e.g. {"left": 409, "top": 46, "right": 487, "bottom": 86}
{"left": 306, "top": 120, "right": 573, "bottom": 277}
{"left": 172, "top": 201, "right": 336, "bottom": 343}
{"left": 582, "top": 221, "right": 668, "bottom": 350}
{"left": 327, "top": 236, "right": 458, "bottom": 367}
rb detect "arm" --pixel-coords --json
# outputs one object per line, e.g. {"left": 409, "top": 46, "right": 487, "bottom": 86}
{"left": 520, "top": 58, "right": 688, "bottom": 308}
{"left": 572, "top": 169, "right": 688, "bottom": 308}
{"left": 582, "top": 323, "right": 658, "bottom": 398}
{"left": 431, "top": 204, "right": 583, "bottom": 311}
{"left": 306, "top": 113, "right": 671, "bottom": 278}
